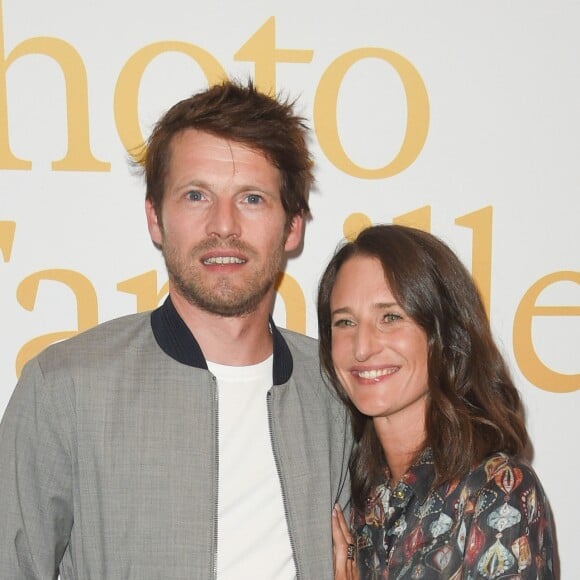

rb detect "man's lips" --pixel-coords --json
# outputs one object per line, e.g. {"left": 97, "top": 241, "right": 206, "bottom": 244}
{"left": 202, "top": 255, "right": 246, "bottom": 265}
{"left": 196, "top": 239, "right": 252, "bottom": 266}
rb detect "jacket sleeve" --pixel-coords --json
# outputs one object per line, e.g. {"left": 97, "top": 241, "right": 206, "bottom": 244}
{"left": 0, "top": 357, "right": 74, "bottom": 579}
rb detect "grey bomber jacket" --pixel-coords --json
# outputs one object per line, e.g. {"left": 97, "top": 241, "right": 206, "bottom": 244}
{"left": 0, "top": 297, "right": 351, "bottom": 579}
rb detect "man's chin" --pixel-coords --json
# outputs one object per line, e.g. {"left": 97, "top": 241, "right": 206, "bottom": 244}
{"left": 169, "top": 274, "right": 275, "bottom": 318}
{"left": 183, "top": 290, "right": 265, "bottom": 318}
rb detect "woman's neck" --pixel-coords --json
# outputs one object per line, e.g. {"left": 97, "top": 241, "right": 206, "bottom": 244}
{"left": 372, "top": 401, "right": 427, "bottom": 486}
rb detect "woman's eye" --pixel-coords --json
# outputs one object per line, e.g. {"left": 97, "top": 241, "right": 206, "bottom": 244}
{"left": 383, "top": 313, "right": 402, "bottom": 323}
{"left": 333, "top": 319, "right": 354, "bottom": 328}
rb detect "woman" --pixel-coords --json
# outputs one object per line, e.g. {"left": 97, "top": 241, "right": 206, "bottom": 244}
{"left": 318, "top": 224, "right": 558, "bottom": 579}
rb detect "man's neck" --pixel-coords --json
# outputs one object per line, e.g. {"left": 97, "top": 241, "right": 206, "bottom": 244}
{"left": 169, "top": 290, "right": 274, "bottom": 366}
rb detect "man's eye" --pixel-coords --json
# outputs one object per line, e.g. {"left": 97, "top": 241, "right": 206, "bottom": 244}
{"left": 186, "top": 190, "right": 204, "bottom": 201}
{"left": 245, "top": 194, "right": 263, "bottom": 204}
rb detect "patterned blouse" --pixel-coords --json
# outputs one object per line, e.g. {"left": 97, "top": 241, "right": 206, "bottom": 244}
{"left": 352, "top": 449, "right": 557, "bottom": 579}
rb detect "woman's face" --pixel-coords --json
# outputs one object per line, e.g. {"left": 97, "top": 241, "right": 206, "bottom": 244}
{"left": 330, "top": 255, "right": 429, "bottom": 428}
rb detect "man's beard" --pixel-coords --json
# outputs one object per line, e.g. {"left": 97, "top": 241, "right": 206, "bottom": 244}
{"left": 162, "top": 237, "right": 285, "bottom": 318}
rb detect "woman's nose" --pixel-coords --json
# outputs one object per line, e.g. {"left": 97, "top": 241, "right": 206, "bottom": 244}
{"left": 354, "top": 321, "right": 382, "bottom": 362}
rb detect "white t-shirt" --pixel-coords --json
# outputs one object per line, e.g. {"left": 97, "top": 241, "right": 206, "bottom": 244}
{"left": 208, "top": 355, "right": 296, "bottom": 580}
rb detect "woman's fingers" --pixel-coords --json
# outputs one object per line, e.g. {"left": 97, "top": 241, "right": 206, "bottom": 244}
{"left": 332, "top": 504, "right": 358, "bottom": 580}
{"left": 335, "top": 504, "right": 353, "bottom": 542}
{"left": 332, "top": 504, "right": 348, "bottom": 579}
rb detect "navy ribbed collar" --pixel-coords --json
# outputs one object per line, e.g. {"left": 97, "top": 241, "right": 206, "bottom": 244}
{"left": 150, "top": 296, "right": 293, "bottom": 385}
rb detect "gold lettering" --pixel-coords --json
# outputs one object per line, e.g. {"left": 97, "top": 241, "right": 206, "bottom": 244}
{"left": 342, "top": 206, "right": 432, "bottom": 243}
{"left": 0, "top": 1, "right": 109, "bottom": 171}
{"left": 393, "top": 206, "right": 431, "bottom": 231}
{"left": 343, "top": 212, "right": 372, "bottom": 241}
{"left": 513, "top": 271, "right": 580, "bottom": 393}
{"left": 0, "top": 219, "right": 15, "bottom": 261}
{"left": 115, "top": 42, "right": 226, "bottom": 160}
{"left": 234, "top": 17, "right": 313, "bottom": 95}
{"left": 314, "top": 48, "right": 429, "bottom": 178}
{"left": 117, "top": 270, "right": 168, "bottom": 312}
{"left": 275, "top": 272, "right": 306, "bottom": 333}
{"left": 15, "top": 269, "right": 98, "bottom": 376}
{"left": 456, "top": 206, "right": 493, "bottom": 317}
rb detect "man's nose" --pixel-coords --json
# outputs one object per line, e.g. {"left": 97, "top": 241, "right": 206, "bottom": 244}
{"left": 206, "top": 199, "right": 241, "bottom": 238}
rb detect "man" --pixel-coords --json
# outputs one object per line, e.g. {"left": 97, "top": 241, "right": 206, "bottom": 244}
{"left": 0, "top": 80, "right": 351, "bottom": 579}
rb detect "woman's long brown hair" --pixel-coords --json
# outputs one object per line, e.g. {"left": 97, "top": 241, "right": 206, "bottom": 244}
{"left": 317, "top": 225, "right": 530, "bottom": 511}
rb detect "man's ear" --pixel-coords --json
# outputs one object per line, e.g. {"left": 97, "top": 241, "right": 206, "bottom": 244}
{"left": 145, "top": 198, "right": 163, "bottom": 248}
{"left": 284, "top": 213, "right": 304, "bottom": 252}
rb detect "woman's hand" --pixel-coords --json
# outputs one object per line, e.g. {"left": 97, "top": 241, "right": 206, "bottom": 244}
{"left": 332, "top": 504, "right": 359, "bottom": 580}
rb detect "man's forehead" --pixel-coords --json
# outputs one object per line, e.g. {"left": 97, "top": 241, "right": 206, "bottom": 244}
{"left": 164, "top": 128, "right": 282, "bottom": 192}
{"left": 169, "top": 129, "right": 271, "bottom": 165}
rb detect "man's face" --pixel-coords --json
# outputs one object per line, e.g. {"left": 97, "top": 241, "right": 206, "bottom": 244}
{"left": 146, "top": 129, "right": 303, "bottom": 317}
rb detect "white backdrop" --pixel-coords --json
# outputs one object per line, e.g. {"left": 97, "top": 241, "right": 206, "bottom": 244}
{"left": 1, "top": 0, "right": 578, "bottom": 576}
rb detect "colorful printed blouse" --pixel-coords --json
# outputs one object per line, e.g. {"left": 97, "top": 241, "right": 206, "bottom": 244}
{"left": 352, "top": 449, "right": 557, "bottom": 579}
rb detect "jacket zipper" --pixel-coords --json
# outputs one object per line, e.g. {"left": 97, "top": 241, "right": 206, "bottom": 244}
{"left": 267, "top": 390, "right": 301, "bottom": 580}
{"left": 211, "top": 374, "right": 219, "bottom": 580}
